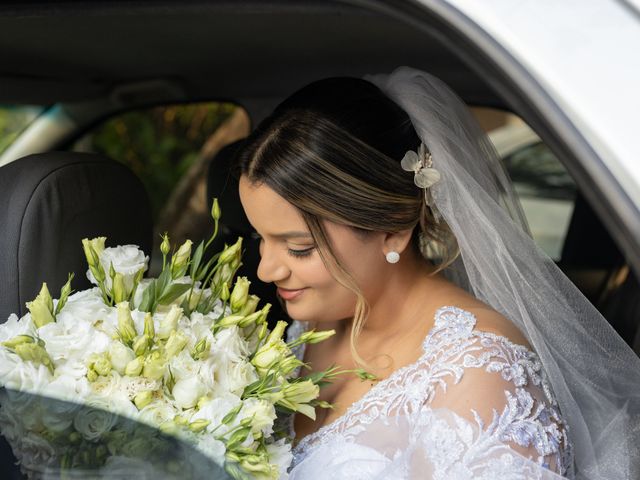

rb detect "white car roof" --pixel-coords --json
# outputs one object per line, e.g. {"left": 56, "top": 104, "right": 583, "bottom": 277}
{"left": 440, "top": 0, "right": 640, "bottom": 208}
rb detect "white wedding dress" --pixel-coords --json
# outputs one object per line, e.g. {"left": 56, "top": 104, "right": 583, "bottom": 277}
{"left": 286, "top": 306, "right": 574, "bottom": 479}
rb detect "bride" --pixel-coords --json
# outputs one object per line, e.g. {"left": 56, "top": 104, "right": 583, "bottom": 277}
{"left": 233, "top": 67, "right": 640, "bottom": 479}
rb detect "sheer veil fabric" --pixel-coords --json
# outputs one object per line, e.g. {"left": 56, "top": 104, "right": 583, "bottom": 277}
{"left": 359, "top": 67, "right": 640, "bottom": 479}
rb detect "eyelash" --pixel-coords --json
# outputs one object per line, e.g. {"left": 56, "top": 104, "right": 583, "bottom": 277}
{"left": 287, "top": 247, "right": 315, "bottom": 258}
{"left": 253, "top": 234, "right": 315, "bottom": 259}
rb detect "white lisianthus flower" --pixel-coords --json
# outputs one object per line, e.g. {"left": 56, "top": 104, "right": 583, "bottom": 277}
{"left": 238, "top": 398, "right": 276, "bottom": 436}
{"left": 212, "top": 359, "right": 258, "bottom": 397}
{"left": 18, "top": 431, "right": 57, "bottom": 471}
{"left": 172, "top": 376, "right": 206, "bottom": 410}
{"left": 108, "top": 342, "right": 136, "bottom": 375}
{"left": 88, "top": 245, "right": 148, "bottom": 291}
{"left": 266, "top": 438, "right": 293, "bottom": 480}
{"left": 190, "top": 394, "right": 242, "bottom": 434}
{"left": 168, "top": 350, "right": 200, "bottom": 382}
{"left": 90, "top": 372, "right": 124, "bottom": 399}
{"left": 0, "top": 313, "right": 36, "bottom": 342}
{"left": 0, "top": 352, "right": 51, "bottom": 393}
{"left": 73, "top": 403, "right": 117, "bottom": 441}
{"left": 138, "top": 400, "right": 178, "bottom": 428}
{"left": 212, "top": 327, "right": 250, "bottom": 363}
{"left": 53, "top": 359, "right": 89, "bottom": 382}
{"left": 39, "top": 318, "right": 111, "bottom": 363}
{"left": 60, "top": 288, "right": 111, "bottom": 322}
{"left": 47, "top": 371, "right": 90, "bottom": 400}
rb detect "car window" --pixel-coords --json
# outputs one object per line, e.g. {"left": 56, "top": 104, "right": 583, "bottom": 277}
{"left": 72, "top": 102, "right": 249, "bottom": 274}
{"left": 472, "top": 109, "right": 577, "bottom": 261}
{"left": 0, "top": 105, "right": 45, "bottom": 156}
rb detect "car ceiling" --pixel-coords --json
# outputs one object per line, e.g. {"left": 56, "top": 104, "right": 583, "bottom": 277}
{"left": 0, "top": 1, "right": 505, "bottom": 108}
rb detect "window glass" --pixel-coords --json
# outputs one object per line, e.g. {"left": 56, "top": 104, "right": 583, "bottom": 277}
{"left": 0, "top": 105, "right": 44, "bottom": 155}
{"left": 73, "top": 102, "right": 249, "bottom": 273}
{"left": 472, "top": 108, "right": 576, "bottom": 261}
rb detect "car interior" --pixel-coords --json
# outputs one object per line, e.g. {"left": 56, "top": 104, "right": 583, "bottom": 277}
{"left": 0, "top": 1, "right": 639, "bottom": 476}
{"left": 0, "top": 1, "right": 638, "bottom": 347}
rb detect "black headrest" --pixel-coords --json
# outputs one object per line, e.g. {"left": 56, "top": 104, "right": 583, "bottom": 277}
{"left": 561, "top": 192, "right": 624, "bottom": 268}
{"left": 206, "top": 140, "right": 288, "bottom": 325}
{"left": 0, "top": 152, "right": 153, "bottom": 322}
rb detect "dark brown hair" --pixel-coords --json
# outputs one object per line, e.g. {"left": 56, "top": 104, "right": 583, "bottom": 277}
{"left": 236, "top": 77, "right": 457, "bottom": 366}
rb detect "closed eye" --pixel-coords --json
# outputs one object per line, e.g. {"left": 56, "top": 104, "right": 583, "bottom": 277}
{"left": 287, "top": 247, "right": 315, "bottom": 258}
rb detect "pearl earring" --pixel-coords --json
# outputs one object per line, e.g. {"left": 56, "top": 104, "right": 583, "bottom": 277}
{"left": 386, "top": 251, "right": 400, "bottom": 264}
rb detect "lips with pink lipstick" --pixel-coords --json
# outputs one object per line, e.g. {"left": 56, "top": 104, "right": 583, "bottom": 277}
{"left": 276, "top": 286, "right": 307, "bottom": 300}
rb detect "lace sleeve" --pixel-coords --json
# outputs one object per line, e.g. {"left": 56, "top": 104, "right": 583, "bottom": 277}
{"left": 289, "top": 307, "right": 574, "bottom": 479}
{"left": 412, "top": 324, "right": 573, "bottom": 478}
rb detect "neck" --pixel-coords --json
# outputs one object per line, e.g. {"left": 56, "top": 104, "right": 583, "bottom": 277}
{"left": 343, "top": 251, "right": 450, "bottom": 341}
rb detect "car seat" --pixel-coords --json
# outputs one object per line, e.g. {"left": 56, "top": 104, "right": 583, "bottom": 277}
{"left": 0, "top": 151, "right": 153, "bottom": 323}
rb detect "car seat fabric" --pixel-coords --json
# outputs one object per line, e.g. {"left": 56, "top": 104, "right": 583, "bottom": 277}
{"left": 206, "top": 139, "right": 288, "bottom": 328}
{"left": 0, "top": 151, "right": 153, "bottom": 323}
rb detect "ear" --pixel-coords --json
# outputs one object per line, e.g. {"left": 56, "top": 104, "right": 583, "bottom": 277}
{"left": 382, "top": 227, "right": 415, "bottom": 256}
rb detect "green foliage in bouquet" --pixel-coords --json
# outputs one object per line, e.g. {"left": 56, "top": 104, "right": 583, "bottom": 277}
{"left": 0, "top": 197, "right": 376, "bottom": 480}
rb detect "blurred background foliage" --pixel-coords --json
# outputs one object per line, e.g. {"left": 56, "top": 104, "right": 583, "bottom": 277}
{"left": 74, "top": 102, "right": 237, "bottom": 220}
{"left": 0, "top": 105, "right": 43, "bottom": 155}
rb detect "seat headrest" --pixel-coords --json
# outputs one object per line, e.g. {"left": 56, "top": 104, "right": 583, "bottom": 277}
{"left": 0, "top": 152, "right": 153, "bottom": 322}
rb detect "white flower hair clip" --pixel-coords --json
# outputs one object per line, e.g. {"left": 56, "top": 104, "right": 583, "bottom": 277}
{"left": 400, "top": 142, "right": 441, "bottom": 207}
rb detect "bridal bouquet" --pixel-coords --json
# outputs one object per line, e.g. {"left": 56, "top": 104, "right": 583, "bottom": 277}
{"left": 0, "top": 200, "right": 338, "bottom": 479}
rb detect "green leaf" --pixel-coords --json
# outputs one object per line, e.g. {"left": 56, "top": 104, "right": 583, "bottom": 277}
{"left": 156, "top": 283, "right": 191, "bottom": 305}
{"left": 190, "top": 240, "right": 205, "bottom": 279}
{"left": 138, "top": 279, "right": 156, "bottom": 312}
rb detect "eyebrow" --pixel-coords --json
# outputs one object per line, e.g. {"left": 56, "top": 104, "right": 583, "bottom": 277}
{"left": 255, "top": 231, "right": 313, "bottom": 240}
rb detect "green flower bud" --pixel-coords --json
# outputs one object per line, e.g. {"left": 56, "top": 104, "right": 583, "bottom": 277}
{"left": 69, "top": 432, "right": 82, "bottom": 444}
{"left": 298, "top": 329, "right": 336, "bottom": 345}
{"left": 230, "top": 277, "right": 250, "bottom": 312}
{"left": 160, "top": 232, "right": 171, "bottom": 257}
{"left": 132, "top": 334, "right": 151, "bottom": 357}
{"left": 86, "top": 369, "right": 98, "bottom": 382}
{"left": 220, "top": 282, "right": 230, "bottom": 302}
{"left": 142, "top": 351, "right": 166, "bottom": 380}
{"left": 117, "top": 302, "right": 137, "bottom": 346}
{"left": 164, "top": 330, "right": 188, "bottom": 359}
{"left": 237, "top": 310, "right": 262, "bottom": 328}
{"left": 2, "top": 334, "right": 35, "bottom": 349}
{"left": 215, "top": 314, "right": 244, "bottom": 330}
{"left": 15, "top": 342, "right": 54, "bottom": 374}
{"left": 134, "top": 391, "right": 153, "bottom": 410}
{"left": 26, "top": 283, "right": 55, "bottom": 328}
{"left": 157, "top": 305, "right": 182, "bottom": 340}
{"left": 188, "top": 419, "right": 210, "bottom": 433}
{"left": 92, "top": 355, "right": 112, "bottom": 376}
{"left": 257, "top": 322, "right": 268, "bottom": 341}
{"left": 170, "top": 240, "right": 193, "bottom": 278}
{"left": 212, "top": 264, "right": 234, "bottom": 290}
{"left": 218, "top": 237, "right": 242, "bottom": 266}
{"left": 125, "top": 357, "right": 143, "bottom": 376}
{"left": 265, "top": 320, "right": 287, "bottom": 346}
{"left": 238, "top": 295, "right": 260, "bottom": 317}
{"left": 190, "top": 338, "right": 210, "bottom": 360}
{"left": 82, "top": 237, "right": 106, "bottom": 267}
{"left": 173, "top": 415, "right": 189, "bottom": 426}
{"left": 211, "top": 198, "right": 221, "bottom": 222}
{"left": 112, "top": 272, "right": 128, "bottom": 304}
{"left": 279, "top": 380, "right": 319, "bottom": 420}
{"left": 143, "top": 312, "right": 155, "bottom": 340}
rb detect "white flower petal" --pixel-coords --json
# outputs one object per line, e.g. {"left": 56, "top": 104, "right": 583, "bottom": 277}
{"left": 414, "top": 168, "right": 441, "bottom": 188}
{"left": 400, "top": 150, "right": 421, "bottom": 172}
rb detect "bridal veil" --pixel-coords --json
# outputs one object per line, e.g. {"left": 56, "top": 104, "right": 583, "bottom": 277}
{"left": 362, "top": 67, "right": 640, "bottom": 479}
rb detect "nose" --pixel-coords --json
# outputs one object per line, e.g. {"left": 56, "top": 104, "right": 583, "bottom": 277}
{"left": 256, "top": 240, "right": 290, "bottom": 284}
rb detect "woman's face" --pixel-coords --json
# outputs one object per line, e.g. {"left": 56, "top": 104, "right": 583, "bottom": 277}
{"left": 238, "top": 175, "right": 388, "bottom": 324}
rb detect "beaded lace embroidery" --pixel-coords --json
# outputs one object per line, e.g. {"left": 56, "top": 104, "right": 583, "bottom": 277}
{"left": 288, "top": 306, "right": 574, "bottom": 477}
